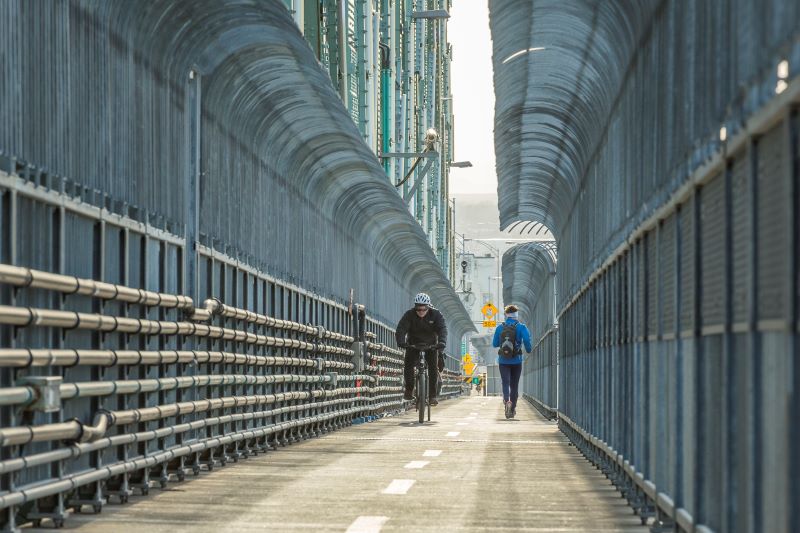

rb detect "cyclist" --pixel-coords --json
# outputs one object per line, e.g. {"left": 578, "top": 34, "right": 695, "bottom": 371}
{"left": 492, "top": 304, "right": 532, "bottom": 418}
{"left": 396, "top": 292, "right": 447, "bottom": 406}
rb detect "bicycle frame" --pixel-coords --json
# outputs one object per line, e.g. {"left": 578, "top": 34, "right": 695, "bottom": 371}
{"left": 411, "top": 344, "right": 437, "bottom": 423}
{"left": 415, "top": 354, "right": 428, "bottom": 423}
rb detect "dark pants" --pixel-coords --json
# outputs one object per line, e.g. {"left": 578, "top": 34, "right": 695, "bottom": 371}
{"left": 499, "top": 364, "right": 522, "bottom": 408}
{"left": 404, "top": 349, "right": 439, "bottom": 399}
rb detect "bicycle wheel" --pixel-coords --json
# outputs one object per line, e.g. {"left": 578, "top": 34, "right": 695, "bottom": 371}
{"left": 417, "top": 371, "right": 427, "bottom": 423}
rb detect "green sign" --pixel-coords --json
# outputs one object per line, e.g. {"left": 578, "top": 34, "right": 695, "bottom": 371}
{"left": 472, "top": 377, "right": 480, "bottom": 385}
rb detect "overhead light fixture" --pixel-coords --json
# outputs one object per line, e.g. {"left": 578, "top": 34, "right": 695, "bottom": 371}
{"left": 778, "top": 59, "right": 789, "bottom": 79}
{"left": 424, "top": 128, "right": 439, "bottom": 151}
{"left": 776, "top": 59, "right": 789, "bottom": 94}
{"left": 501, "top": 47, "right": 545, "bottom": 65}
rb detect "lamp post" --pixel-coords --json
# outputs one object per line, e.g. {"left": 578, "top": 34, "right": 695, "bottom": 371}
{"left": 464, "top": 238, "right": 502, "bottom": 311}
{"left": 489, "top": 276, "right": 503, "bottom": 310}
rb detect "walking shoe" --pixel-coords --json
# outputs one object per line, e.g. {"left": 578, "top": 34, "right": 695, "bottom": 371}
{"left": 510, "top": 407, "right": 516, "bottom": 418}
{"left": 504, "top": 400, "right": 512, "bottom": 419}
{"left": 429, "top": 398, "right": 439, "bottom": 406}
{"left": 403, "top": 390, "right": 413, "bottom": 401}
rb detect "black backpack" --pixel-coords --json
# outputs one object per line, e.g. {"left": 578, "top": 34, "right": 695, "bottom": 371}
{"left": 498, "top": 323, "right": 519, "bottom": 358}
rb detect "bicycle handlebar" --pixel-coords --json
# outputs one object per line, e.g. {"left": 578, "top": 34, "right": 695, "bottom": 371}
{"left": 408, "top": 343, "right": 438, "bottom": 351}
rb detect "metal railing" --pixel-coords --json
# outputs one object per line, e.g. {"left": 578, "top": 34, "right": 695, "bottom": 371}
{"left": 491, "top": 0, "right": 800, "bottom": 530}
{"left": 0, "top": 261, "right": 464, "bottom": 528}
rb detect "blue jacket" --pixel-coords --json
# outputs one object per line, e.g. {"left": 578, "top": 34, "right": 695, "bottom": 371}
{"left": 492, "top": 318, "right": 532, "bottom": 365}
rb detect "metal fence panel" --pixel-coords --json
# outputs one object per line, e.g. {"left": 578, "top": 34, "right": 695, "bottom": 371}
{"left": 701, "top": 173, "right": 726, "bottom": 329}
{"left": 491, "top": 1, "right": 800, "bottom": 529}
{"left": 757, "top": 125, "right": 790, "bottom": 323}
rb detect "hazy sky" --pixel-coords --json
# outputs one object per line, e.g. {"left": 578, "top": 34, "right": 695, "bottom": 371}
{"left": 448, "top": 0, "right": 497, "bottom": 197}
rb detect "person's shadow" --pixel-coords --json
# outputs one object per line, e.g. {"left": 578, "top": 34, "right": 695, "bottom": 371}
{"left": 398, "top": 421, "right": 440, "bottom": 427}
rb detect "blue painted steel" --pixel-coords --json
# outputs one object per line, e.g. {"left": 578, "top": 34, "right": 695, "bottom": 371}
{"left": 0, "top": 1, "right": 473, "bottom": 528}
{"left": 0, "top": 0, "right": 472, "bottom": 347}
{"left": 491, "top": 0, "right": 800, "bottom": 530}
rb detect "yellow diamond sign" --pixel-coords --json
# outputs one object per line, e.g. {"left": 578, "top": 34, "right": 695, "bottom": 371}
{"left": 481, "top": 303, "right": 498, "bottom": 318}
{"left": 462, "top": 354, "right": 472, "bottom": 364}
{"left": 463, "top": 362, "right": 476, "bottom": 375}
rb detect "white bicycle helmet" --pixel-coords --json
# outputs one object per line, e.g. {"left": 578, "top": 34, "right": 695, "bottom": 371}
{"left": 414, "top": 292, "right": 432, "bottom": 306}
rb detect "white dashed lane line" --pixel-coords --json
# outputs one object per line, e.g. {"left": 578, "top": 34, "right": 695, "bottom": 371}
{"left": 346, "top": 516, "right": 389, "bottom": 533}
{"left": 382, "top": 479, "right": 415, "bottom": 495}
{"left": 456, "top": 422, "right": 469, "bottom": 426}
{"left": 446, "top": 431, "right": 460, "bottom": 437}
{"left": 404, "top": 461, "right": 430, "bottom": 469}
{"left": 423, "top": 449, "right": 442, "bottom": 457}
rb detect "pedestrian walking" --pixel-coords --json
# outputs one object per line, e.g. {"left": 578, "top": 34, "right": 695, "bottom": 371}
{"left": 492, "top": 304, "right": 532, "bottom": 418}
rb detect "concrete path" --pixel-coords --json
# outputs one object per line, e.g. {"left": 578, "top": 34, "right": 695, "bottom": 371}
{"left": 44, "top": 394, "right": 645, "bottom": 532}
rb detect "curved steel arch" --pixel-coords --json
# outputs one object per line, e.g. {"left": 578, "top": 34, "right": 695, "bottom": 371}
{"left": 0, "top": 0, "right": 474, "bottom": 344}
{"left": 491, "top": 0, "right": 800, "bottom": 306}
{"left": 501, "top": 243, "right": 557, "bottom": 329}
{"left": 151, "top": 0, "right": 475, "bottom": 344}
{"left": 490, "top": 0, "right": 657, "bottom": 237}
{"left": 470, "top": 333, "right": 496, "bottom": 365}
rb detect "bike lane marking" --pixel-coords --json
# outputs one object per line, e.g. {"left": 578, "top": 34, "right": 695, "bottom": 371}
{"left": 382, "top": 479, "right": 415, "bottom": 494}
{"left": 404, "top": 461, "right": 430, "bottom": 469}
{"left": 346, "top": 516, "right": 389, "bottom": 533}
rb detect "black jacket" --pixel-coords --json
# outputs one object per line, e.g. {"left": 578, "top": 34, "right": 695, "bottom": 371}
{"left": 395, "top": 307, "right": 447, "bottom": 349}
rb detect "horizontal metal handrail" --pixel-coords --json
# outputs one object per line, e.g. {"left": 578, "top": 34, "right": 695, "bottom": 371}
{"left": 0, "top": 393, "right": 386, "bottom": 477}
{"left": 0, "top": 305, "right": 354, "bottom": 355}
{"left": 0, "top": 348, "right": 355, "bottom": 369}
{"left": 0, "top": 407, "right": 371, "bottom": 510}
{"left": 365, "top": 341, "right": 404, "bottom": 357}
{"left": 0, "top": 374, "right": 342, "bottom": 406}
{"left": 202, "top": 298, "right": 354, "bottom": 343}
{"left": 0, "top": 385, "right": 384, "bottom": 447}
{"left": 0, "top": 264, "right": 194, "bottom": 309}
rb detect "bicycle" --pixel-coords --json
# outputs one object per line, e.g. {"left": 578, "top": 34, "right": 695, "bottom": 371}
{"left": 409, "top": 343, "right": 438, "bottom": 423}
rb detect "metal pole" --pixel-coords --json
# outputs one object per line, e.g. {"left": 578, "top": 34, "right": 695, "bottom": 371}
{"left": 496, "top": 253, "right": 501, "bottom": 308}
{"left": 185, "top": 69, "right": 201, "bottom": 304}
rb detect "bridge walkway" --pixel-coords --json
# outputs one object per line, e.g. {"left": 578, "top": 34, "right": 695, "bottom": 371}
{"left": 46, "top": 394, "right": 644, "bottom": 532}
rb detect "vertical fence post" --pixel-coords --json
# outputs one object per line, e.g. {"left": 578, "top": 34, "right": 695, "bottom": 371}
{"left": 748, "top": 137, "right": 762, "bottom": 531}
{"left": 186, "top": 68, "right": 201, "bottom": 305}
{"left": 790, "top": 107, "right": 800, "bottom": 525}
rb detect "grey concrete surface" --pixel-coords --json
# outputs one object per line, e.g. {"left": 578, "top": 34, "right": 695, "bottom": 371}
{"left": 34, "top": 394, "right": 645, "bottom": 532}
